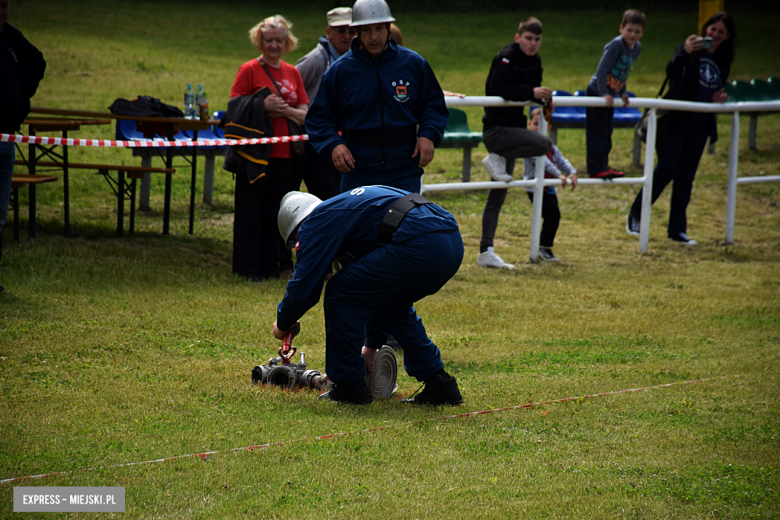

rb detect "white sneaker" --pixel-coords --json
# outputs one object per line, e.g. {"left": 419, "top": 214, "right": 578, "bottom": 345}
{"left": 482, "top": 153, "right": 512, "bottom": 182}
{"left": 477, "top": 247, "right": 515, "bottom": 269}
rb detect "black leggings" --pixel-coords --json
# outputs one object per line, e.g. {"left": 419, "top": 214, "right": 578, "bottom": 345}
{"left": 629, "top": 116, "right": 709, "bottom": 236}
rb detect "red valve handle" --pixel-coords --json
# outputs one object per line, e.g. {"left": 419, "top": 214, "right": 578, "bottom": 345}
{"left": 278, "top": 324, "right": 300, "bottom": 364}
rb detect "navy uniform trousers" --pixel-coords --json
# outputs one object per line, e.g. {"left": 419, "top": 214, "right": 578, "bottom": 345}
{"left": 323, "top": 230, "right": 463, "bottom": 384}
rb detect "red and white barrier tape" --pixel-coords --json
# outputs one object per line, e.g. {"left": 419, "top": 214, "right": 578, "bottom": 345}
{"left": 0, "top": 133, "right": 307, "bottom": 148}
{"left": 0, "top": 375, "right": 738, "bottom": 485}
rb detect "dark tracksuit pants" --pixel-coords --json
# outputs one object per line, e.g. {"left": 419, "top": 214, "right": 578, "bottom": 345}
{"left": 232, "top": 158, "right": 295, "bottom": 279}
{"left": 322, "top": 230, "right": 464, "bottom": 384}
{"left": 479, "top": 126, "right": 553, "bottom": 253}
{"left": 526, "top": 190, "right": 560, "bottom": 249}
{"left": 585, "top": 85, "right": 615, "bottom": 175}
{"left": 629, "top": 115, "right": 710, "bottom": 236}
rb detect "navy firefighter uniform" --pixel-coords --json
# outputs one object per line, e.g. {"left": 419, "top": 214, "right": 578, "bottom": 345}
{"left": 276, "top": 186, "right": 463, "bottom": 385}
{"left": 304, "top": 37, "right": 449, "bottom": 194}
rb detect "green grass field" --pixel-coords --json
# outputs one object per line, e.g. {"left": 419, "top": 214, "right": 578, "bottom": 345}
{"left": 1, "top": 1, "right": 779, "bottom": 517}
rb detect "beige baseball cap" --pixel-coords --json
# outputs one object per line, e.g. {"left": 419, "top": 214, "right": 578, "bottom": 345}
{"left": 327, "top": 7, "right": 352, "bottom": 27}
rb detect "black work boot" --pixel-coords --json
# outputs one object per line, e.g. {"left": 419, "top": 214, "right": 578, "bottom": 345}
{"left": 402, "top": 370, "right": 463, "bottom": 405}
{"left": 319, "top": 379, "right": 373, "bottom": 405}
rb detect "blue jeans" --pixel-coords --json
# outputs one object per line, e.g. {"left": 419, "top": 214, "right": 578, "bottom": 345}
{"left": 0, "top": 142, "right": 15, "bottom": 232}
{"left": 322, "top": 230, "right": 464, "bottom": 384}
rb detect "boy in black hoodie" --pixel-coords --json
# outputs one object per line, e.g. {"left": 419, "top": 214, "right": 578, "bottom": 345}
{"left": 478, "top": 17, "right": 554, "bottom": 269}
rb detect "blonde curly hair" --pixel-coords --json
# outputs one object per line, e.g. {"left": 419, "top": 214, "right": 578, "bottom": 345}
{"left": 249, "top": 15, "right": 299, "bottom": 53}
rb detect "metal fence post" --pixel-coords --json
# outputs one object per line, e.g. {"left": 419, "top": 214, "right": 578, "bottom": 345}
{"left": 725, "top": 111, "right": 740, "bottom": 245}
{"left": 639, "top": 108, "right": 656, "bottom": 253}
{"left": 529, "top": 114, "right": 548, "bottom": 263}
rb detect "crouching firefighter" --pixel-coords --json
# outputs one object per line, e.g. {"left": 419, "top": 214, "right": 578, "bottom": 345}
{"left": 272, "top": 185, "right": 465, "bottom": 405}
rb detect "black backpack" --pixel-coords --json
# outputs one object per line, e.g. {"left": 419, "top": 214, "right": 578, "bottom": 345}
{"left": 109, "top": 96, "right": 184, "bottom": 118}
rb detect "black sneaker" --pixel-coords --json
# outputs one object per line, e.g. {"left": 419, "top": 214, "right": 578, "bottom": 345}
{"left": 626, "top": 214, "right": 640, "bottom": 236}
{"left": 318, "top": 379, "right": 373, "bottom": 405}
{"left": 402, "top": 370, "right": 463, "bottom": 405}
{"left": 668, "top": 233, "right": 698, "bottom": 246}
{"left": 538, "top": 248, "right": 559, "bottom": 262}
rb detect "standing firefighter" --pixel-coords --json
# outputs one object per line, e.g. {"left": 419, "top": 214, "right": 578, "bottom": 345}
{"left": 304, "top": 0, "right": 448, "bottom": 195}
{"left": 272, "top": 186, "right": 464, "bottom": 405}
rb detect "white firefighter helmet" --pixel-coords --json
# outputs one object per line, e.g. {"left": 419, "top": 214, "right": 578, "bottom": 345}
{"left": 278, "top": 191, "right": 322, "bottom": 248}
{"left": 350, "top": 0, "right": 395, "bottom": 27}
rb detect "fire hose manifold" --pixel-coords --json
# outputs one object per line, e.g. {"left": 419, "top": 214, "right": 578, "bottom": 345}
{"left": 252, "top": 329, "right": 398, "bottom": 398}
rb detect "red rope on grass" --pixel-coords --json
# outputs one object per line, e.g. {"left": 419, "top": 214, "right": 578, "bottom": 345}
{"left": 0, "top": 375, "right": 738, "bottom": 485}
{"left": 0, "top": 133, "right": 307, "bottom": 148}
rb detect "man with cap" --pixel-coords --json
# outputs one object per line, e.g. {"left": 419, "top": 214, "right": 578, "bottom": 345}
{"left": 294, "top": 7, "right": 354, "bottom": 202}
{"left": 271, "top": 186, "right": 465, "bottom": 406}
{"left": 297, "top": 7, "right": 354, "bottom": 103}
{"left": 304, "top": 0, "right": 448, "bottom": 195}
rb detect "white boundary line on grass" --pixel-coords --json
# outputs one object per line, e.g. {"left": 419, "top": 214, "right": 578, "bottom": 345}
{"left": 0, "top": 375, "right": 739, "bottom": 485}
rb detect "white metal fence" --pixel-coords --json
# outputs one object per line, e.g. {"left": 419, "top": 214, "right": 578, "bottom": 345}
{"left": 426, "top": 96, "right": 780, "bottom": 261}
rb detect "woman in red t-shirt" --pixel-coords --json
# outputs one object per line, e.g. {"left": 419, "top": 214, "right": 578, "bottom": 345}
{"left": 229, "top": 15, "right": 309, "bottom": 281}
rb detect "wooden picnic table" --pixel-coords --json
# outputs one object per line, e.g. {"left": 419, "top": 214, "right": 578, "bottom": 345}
{"left": 28, "top": 107, "right": 218, "bottom": 236}
{"left": 21, "top": 116, "right": 111, "bottom": 237}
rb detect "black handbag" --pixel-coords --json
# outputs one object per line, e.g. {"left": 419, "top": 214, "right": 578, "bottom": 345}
{"left": 258, "top": 59, "right": 306, "bottom": 157}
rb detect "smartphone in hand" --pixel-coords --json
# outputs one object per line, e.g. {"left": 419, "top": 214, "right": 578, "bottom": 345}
{"left": 698, "top": 36, "right": 713, "bottom": 49}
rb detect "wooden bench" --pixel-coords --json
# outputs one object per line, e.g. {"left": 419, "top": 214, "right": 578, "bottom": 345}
{"left": 15, "top": 160, "right": 175, "bottom": 237}
{"left": 5, "top": 175, "right": 59, "bottom": 253}
{"left": 22, "top": 117, "right": 112, "bottom": 236}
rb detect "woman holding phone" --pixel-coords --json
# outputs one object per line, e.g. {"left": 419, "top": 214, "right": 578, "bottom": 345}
{"left": 626, "top": 12, "right": 735, "bottom": 246}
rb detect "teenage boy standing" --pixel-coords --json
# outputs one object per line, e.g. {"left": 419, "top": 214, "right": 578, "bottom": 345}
{"left": 585, "top": 9, "right": 645, "bottom": 179}
{"left": 295, "top": 7, "right": 353, "bottom": 202}
{"left": 478, "top": 17, "right": 554, "bottom": 270}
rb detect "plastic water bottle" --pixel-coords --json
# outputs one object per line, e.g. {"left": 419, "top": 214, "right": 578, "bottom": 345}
{"left": 184, "top": 83, "right": 194, "bottom": 119}
{"left": 199, "top": 92, "right": 209, "bottom": 121}
{"left": 195, "top": 84, "right": 205, "bottom": 117}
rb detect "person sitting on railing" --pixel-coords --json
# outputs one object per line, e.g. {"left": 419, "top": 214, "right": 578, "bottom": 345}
{"left": 626, "top": 12, "right": 735, "bottom": 247}
{"left": 477, "top": 16, "right": 554, "bottom": 270}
